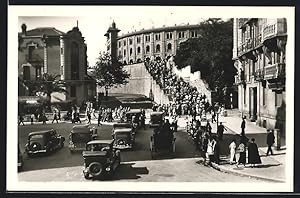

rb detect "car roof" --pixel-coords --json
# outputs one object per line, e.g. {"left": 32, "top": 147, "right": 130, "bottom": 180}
{"left": 126, "top": 109, "right": 142, "bottom": 114}
{"left": 29, "top": 130, "right": 54, "bottom": 136}
{"left": 82, "top": 151, "right": 107, "bottom": 157}
{"left": 113, "top": 128, "right": 132, "bottom": 133}
{"left": 87, "top": 139, "right": 114, "bottom": 145}
{"left": 151, "top": 111, "right": 164, "bottom": 115}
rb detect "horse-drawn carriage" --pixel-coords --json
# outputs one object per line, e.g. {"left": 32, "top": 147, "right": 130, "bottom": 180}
{"left": 149, "top": 124, "right": 176, "bottom": 159}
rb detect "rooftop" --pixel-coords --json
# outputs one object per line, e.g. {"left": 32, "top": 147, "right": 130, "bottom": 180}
{"left": 20, "top": 27, "right": 65, "bottom": 37}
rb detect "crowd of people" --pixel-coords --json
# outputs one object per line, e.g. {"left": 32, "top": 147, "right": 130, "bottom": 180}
{"left": 145, "top": 59, "right": 211, "bottom": 117}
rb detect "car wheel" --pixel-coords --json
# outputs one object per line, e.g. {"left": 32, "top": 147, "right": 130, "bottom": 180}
{"left": 88, "top": 162, "right": 103, "bottom": 178}
{"left": 84, "top": 172, "right": 89, "bottom": 179}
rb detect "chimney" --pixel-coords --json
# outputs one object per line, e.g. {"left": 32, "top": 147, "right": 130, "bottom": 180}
{"left": 21, "top": 23, "right": 27, "bottom": 35}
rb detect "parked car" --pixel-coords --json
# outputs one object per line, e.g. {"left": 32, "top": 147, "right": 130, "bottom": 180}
{"left": 112, "top": 128, "right": 135, "bottom": 150}
{"left": 69, "top": 124, "right": 98, "bottom": 153}
{"left": 18, "top": 144, "right": 23, "bottom": 171}
{"left": 25, "top": 129, "right": 65, "bottom": 157}
{"left": 82, "top": 140, "right": 120, "bottom": 180}
{"left": 125, "top": 109, "right": 142, "bottom": 129}
{"left": 149, "top": 111, "right": 165, "bottom": 128}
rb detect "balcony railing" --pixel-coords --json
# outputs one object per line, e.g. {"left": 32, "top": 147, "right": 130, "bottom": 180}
{"left": 264, "top": 63, "right": 285, "bottom": 80}
{"left": 263, "top": 23, "right": 277, "bottom": 40}
{"left": 254, "top": 68, "right": 264, "bottom": 81}
{"left": 25, "top": 54, "right": 43, "bottom": 63}
{"left": 237, "top": 38, "right": 257, "bottom": 56}
{"left": 262, "top": 19, "right": 286, "bottom": 41}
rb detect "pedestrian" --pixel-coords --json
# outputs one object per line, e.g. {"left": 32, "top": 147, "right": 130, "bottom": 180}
{"left": 248, "top": 138, "right": 262, "bottom": 168}
{"left": 266, "top": 129, "right": 275, "bottom": 156}
{"left": 229, "top": 138, "right": 237, "bottom": 164}
{"left": 30, "top": 113, "right": 34, "bottom": 125}
{"left": 52, "top": 111, "right": 59, "bottom": 124}
{"left": 211, "top": 110, "right": 216, "bottom": 123}
{"left": 87, "top": 111, "right": 91, "bottom": 124}
{"left": 241, "top": 116, "right": 246, "bottom": 135}
{"left": 217, "top": 122, "right": 227, "bottom": 140}
{"left": 214, "top": 136, "right": 220, "bottom": 164}
{"left": 206, "top": 120, "right": 212, "bottom": 134}
{"left": 42, "top": 113, "right": 47, "bottom": 124}
{"left": 236, "top": 138, "right": 246, "bottom": 167}
{"left": 18, "top": 114, "right": 25, "bottom": 126}
{"left": 58, "top": 110, "right": 61, "bottom": 121}
{"left": 205, "top": 136, "right": 216, "bottom": 165}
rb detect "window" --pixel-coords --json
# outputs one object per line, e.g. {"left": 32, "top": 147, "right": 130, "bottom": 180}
{"left": 71, "top": 42, "right": 79, "bottom": 80}
{"left": 146, "top": 45, "right": 150, "bottom": 53}
{"left": 155, "top": 34, "right": 160, "bottom": 41}
{"left": 118, "top": 41, "right": 121, "bottom": 47}
{"left": 243, "top": 87, "right": 246, "bottom": 104}
{"left": 129, "top": 38, "right": 133, "bottom": 45}
{"left": 23, "top": 66, "right": 30, "bottom": 80}
{"left": 145, "top": 35, "right": 150, "bottom": 42}
{"left": 137, "top": 47, "right": 141, "bottom": 54}
{"left": 123, "top": 40, "right": 126, "bottom": 46}
{"left": 70, "top": 86, "right": 76, "bottom": 97}
{"left": 275, "top": 92, "right": 282, "bottom": 107}
{"left": 262, "top": 86, "right": 266, "bottom": 106}
{"left": 178, "top": 32, "right": 185, "bottom": 39}
{"left": 156, "top": 44, "right": 160, "bottom": 53}
{"left": 119, "top": 50, "right": 122, "bottom": 57}
{"left": 28, "top": 46, "right": 35, "bottom": 60}
{"left": 166, "top": 32, "right": 173, "bottom": 40}
{"left": 124, "top": 49, "right": 126, "bottom": 56}
{"left": 167, "top": 43, "right": 172, "bottom": 51}
{"left": 137, "top": 37, "right": 141, "bottom": 43}
{"left": 191, "top": 31, "right": 197, "bottom": 38}
{"left": 130, "top": 48, "right": 133, "bottom": 56}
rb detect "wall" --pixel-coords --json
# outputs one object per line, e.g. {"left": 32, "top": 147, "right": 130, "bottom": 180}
{"left": 106, "top": 63, "right": 170, "bottom": 104}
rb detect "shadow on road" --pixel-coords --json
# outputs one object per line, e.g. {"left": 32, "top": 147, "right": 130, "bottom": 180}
{"left": 112, "top": 163, "right": 149, "bottom": 180}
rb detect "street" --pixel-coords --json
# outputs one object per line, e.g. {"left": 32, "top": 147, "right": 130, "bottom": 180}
{"left": 18, "top": 121, "right": 264, "bottom": 182}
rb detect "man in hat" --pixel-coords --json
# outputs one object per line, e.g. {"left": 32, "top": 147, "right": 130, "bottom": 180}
{"left": 266, "top": 129, "right": 275, "bottom": 156}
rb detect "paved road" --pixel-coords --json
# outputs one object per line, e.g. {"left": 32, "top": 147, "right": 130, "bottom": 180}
{"left": 18, "top": 121, "right": 265, "bottom": 182}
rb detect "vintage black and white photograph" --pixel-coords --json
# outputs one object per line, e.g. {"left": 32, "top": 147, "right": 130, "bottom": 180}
{"left": 7, "top": 5, "right": 294, "bottom": 192}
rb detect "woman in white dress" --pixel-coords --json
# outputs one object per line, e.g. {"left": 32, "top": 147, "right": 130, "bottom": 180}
{"left": 229, "top": 139, "right": 237, "bottom": 165}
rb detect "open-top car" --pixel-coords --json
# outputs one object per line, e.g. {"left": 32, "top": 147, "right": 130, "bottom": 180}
{"left": 82, "top": 140, "right": 120, "bottom": 180}
{"left": 25, "top": 129, "right": 65, "bottom": 157}
{"left": 149, "top": 111, "right": 165, "bottom": 128}
{"left": 69, "top": 124, "right": 98, "bottom": 153}
{"left": 112, "top": 128, "right": 135, "bottom": 150}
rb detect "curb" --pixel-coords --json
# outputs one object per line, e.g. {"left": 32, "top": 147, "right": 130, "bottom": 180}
{"left": 209, "top": 162, "right": 285, "bottom": 183}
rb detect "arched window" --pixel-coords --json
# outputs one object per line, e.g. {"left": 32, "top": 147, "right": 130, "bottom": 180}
{"left": 156, "top": 44, "right": 160, "bottom": 53}
{"left": 137, "top": 47, "right": 141, "bottom": 54}
{"left": 71, "top": 42, "right": 79, "bottom": 80}
{"left": 167, "top": 43, "right": 172, "bottom": 51}
{"left": 124, "top": 49, "right": 126, "bottom": 56}
{"left": 146, "top": 45, "right": 150, "bottom": 53}
{"left": 130, "top": 48, "right": 133, "bottom": 55}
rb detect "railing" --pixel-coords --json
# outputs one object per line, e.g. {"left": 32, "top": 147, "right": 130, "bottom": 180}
{"left": 264, "top": 63, "right": 285, "bottom": 80}
{"left": 254, "top": 68, "right": 264, "bottom": 81}
{"left": 263, "top": 23, "right": 277, "bottom": 41}
{"left": 26, "top": 54, "right": 43, "bottom": 63}
{"left": 237, "top": 38, "right": 254, "bottom": 56}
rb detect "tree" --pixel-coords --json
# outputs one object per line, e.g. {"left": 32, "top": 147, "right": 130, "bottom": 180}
{"left": 93, "top": 52, "right": 130, "bottom": 96}
{"left": 22, "top": 73, "right": 67, "bottom": 109}
{"left": 174, "top": 18, "right": 236, "bottom": 103}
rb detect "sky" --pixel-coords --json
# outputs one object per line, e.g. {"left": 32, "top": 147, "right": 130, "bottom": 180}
{"left": 18, "top": 6, "right": 228, "bottom": 67}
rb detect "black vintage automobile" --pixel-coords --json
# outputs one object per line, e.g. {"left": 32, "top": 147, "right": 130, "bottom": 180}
{"left": 25, "top": 129, "right": 65, "bottom": 157}
{"left": 150, "top": 126, "right": 176, "bottom": 159}
{"left": 18, "top": 144, "right": 23, "bottom": 171}
{"left": 82, "top": 140, "right": 120, "bottom": 180}
{"left": 149, "top": 111, "right": 165, "bottom": 128}
{"left": 112, "top": 128, "right": 135, "bottom": 150}
{"left": 69, "top": 124, "right": 98, "bottom": 153}
{"left": 125, "top": 109, "right": 142, "bottom": 129}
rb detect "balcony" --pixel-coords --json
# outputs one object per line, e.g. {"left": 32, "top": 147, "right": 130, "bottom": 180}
{"left": 262, "top": 19, "right": 287, "bottom": 42}
{"left": 237, "top": 38, "right": 255, "bottom": 57}
{"left": 26, "top": 54, "right": 43, "bottom": 64}
{"left": 254, "top": 68, "right": 264, "bottom": 82}
{"left": 264, "top": 63, "right": 285, "bottom": 80}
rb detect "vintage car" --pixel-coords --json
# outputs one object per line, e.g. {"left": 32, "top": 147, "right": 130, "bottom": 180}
{"left": 150, "top": 127, "right": 176, "bottom": 159}
{"left": 25, "top": 129, "right": 65, "bottom": 157}
{"left": 149, "top": 111, "right": 165, "bottom": 128}
{"left": 69, "top": 124, "right": 98, "bottom": 152}
{"left": 112, "top": 128, "right": 135, "bottom": 150}
{"left": 18, "top": 144, "right": 23, "bottom": 171}
{"left": 82, "top": 140, "right": 120, "bottom": 180}
{"left": 112, "top": 123, "right": 133, "bottom": 134}
{"left": 125, "top": 109, "right": 142, "bottom": 129}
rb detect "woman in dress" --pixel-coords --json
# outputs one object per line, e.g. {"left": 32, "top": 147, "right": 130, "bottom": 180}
{"left": 229, "top": 139, "right": 237, "bottom": 165}
{"left": 248, "top": 138, "right": 262, "bottom": 168}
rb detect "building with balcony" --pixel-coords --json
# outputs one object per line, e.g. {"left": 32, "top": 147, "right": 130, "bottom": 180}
{"left": 105, "top": 22, "right": 203, "bottom": 64}
{"left": 232, "top": 18, "right": 286, "bottom": 138}
{"left": 18, "top": 23, "right": 96, "bottom": 105}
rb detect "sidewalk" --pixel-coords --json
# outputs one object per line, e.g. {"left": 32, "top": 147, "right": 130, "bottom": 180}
{"left": 209, "top": 109, "right": 286, "bottom": 182}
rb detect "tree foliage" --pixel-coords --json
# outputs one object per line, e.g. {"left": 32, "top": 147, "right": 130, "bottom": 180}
{"left": 174, "top": 18, "right": 236, "bottom": 101}
{"left": 93, "top": 52, "right": 130, "bottom": 91}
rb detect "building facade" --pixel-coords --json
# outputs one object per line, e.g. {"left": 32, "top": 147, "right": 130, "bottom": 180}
{"left": 232, "top": 18, "right": 286, "bottom": 136}
{"left": 18, "top": 24, "right": 96, "bottom": 105}
{"left": 105, "top": 22, "right": 203, "bottom": 64}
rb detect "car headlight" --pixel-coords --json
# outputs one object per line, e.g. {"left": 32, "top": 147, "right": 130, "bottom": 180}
{"left": 106, "top": 167, "right": 111, "bottom": 171}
